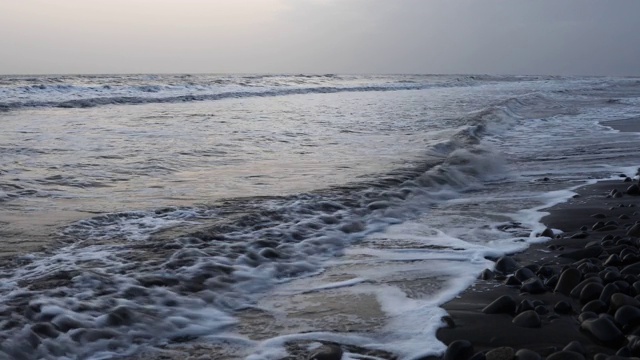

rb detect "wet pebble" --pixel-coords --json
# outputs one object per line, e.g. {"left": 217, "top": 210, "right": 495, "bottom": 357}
{"left": 515, "top": 349, "right": 541, "bottom": 360}
{"left": 482, "top": 295, "right": 516, "bottom": 315}
{"left": 580, "top": 317, "right": 624, "bottom": 345}
{"left": 444, "top": 340, "right": 475, "bottom": 360}
{"left": 512, "top": 310, "right": 541, "bottom": 328}
{"left": 308, "top": 344, "right": 343, "bottom": 360}
{"left": 485, "top": 347, "right": 515, "bottom": 360}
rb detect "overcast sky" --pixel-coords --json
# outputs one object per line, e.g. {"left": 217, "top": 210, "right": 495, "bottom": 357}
{"left": 1, "top": 0, "right": 639, "bottom": 76}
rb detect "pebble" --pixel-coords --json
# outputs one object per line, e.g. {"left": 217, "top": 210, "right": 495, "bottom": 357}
{"left": 483, "top": 295, "right": 516, "bottom": 315}
{"left": 554, "top": 268, "right": 582, "bottom": 295}
{"left": 521, "top": 278, "right": 546, "bottom": 294}
{"left": 579, "top": 283, "right": 604, "bottom": 304}
{"left": 609, "top": 293, "right": 640, "bottom": 312}
{"left": 580, "top": 317, "right": 624, "bottom": 345}
{"left": 444, "top": 340, "right": 475, "bottom": 360}
{"left": 554, "top": 301, "right": 573, "bottom": 314}
{"left": 515, "top": 349, "right": 541, "bottom": 360}
{"left": 495, "top": 256, "right": 520, "bottom": 274}
{"left": 614, "top": 305, "right": 640, "bottom": 328}
{"left": 485, "top": 347, "right": 515, "bottom": 360}
{"left": 307, "top": 344, "right": 343, "bottom": 360}
{"left": 512, "top": 310, "right": 541, "bottom": 328}
{"left": 581, "top": 300, "right": 607, "bottom": 313}
{"left": 627, "top": 224, "right": 640, "bottom": 238}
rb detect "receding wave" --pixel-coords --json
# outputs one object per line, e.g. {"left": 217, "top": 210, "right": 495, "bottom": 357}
{"left": 0, "top": 92, "right": 579, "bottom": 359}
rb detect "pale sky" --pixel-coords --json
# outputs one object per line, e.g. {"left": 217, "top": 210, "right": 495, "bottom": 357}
{"left": 1, "top": 0, "right": 639, "bottom": 76}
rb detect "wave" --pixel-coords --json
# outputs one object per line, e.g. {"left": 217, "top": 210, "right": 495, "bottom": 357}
{"left": 0, "top": 84, "right": 433, "bottom": 112}
{"left": 0, "top": 92, "right": 577, "bottom": 358}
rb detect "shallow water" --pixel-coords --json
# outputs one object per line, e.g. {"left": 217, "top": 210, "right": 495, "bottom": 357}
{"left": 0, "top": 74, "right": 639, "bottom": 359}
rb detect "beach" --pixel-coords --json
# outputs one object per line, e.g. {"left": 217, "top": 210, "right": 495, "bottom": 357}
{"left": 436, "top": 119, "right": 640, "bottom": 360}
{"left": 0, "top": 74, "right": 639, "bottom": 359}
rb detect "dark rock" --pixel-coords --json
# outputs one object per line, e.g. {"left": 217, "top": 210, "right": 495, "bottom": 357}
{"left": 581, "top": 300, "right": 607, "bottom": 313}
{"left": 620, "top": 214, "right": 631, "bottom": 220}
{"left": 546, "top": 351, "right": 585, "bottom": 360}
{"left": 570, "top": 277, "right": 603, "bottom": 298}
{"left": 512, "top": 310, "right": 541, "bottom": 328}
{"left": 622, "top": 262, "right": 640, "bottom": 276}
{"left": 515, "top": 268, "right": 536, "bottom": 282}
{"left": 554, "top": 301, "right": 573, "bottom": 314}
{"left": 505, "top": 276, "right": 522, "bottom": 286}
{"left": 444, "top": 340, "right": 475, "bottom": 360}
{"left": 632, "top": 281, "right": 640, "bottom": 296}
{"left": 536, "top": 266, "right": 554, "bottom": 278}
{"left": 604, "top": 254, "right": 622, "bottom": 267}
{"left": 578, "top": 311, "right": 597, "bottom": 323}
{"left": 627, "top": 184, "right": 640, "bottom": 196}
{"left": 580, "top": 226, "right": 588, "bottom": 231}
{"left": 610, "top": 293, "right": 640, "bottom": 312}
{"left": 615, "top": 305, "right": 640, "bottom": 328}
{"left": 495, "top": 256, "right": 519, "bottom": 274}
{"left": 627, "top": 224, "right": 640, "bottom": 238}
{"left": 485, "top": 347, "right": 515, "bottom": 360}
{"left": 580, "top": 283, "right": 604, "bottom": 304}
{"left": 480, "top": 269, "right": 495, "bottom": 280}
{"left": 483, "top": 295, "right": 516, "bottom": 315}
{"left": 521, "top": 278, "right": 546, "bottom": 294}
{"left": 591, "top": 213, "right": 607, "bottom": 219}
{"left": 545, "top": 274, "right": 559, "bottom": 288}
{"left": 580, "top": 317, "right": 624, "bottom": 345}
{"left": 308, "top": 344, "right": 343, "bottom": 360}
{"left": 616, "top": 347, "right": 631, "bottom": 357}
{"left": 516, "top": 300, "right": 535, "bottom": 314}
{"left": 559, "top": 246, "right": 603, "bottom": 260}
{"left": 442, "top": 316, "right": 456, "bottom": 328}
{"left": 600, "top": 283, "right": 621, "bottom": 305}
{"left": 592, "top": 222, "right": 606, "bottom": 231}
{"left": 555, "top": 268, "right": 582, "bottom": 295}
{"left": 515, "top": 349, "right": 541, "bottom": 360}
{"left": 540, "top": 228, "right": 555, "bottom": 238}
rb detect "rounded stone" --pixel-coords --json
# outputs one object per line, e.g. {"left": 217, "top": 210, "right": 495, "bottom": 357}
{"left": 512, "top": 310, "right": 541, "bottom": 328}
{"left": 486, "top": 347, "right": 515, "bottom": 360}
{"left": 563, "top": 341, "right": 587, "bottom": 356}
{"left": 483, "top": 295, "right": 516, "bottom": 315}
{"left": 554, "top": 301, "right": 573, "bottom": 314}
{"left": 308, "top": 344, "right": 343, "bottom": 360}
{"left": 581, "top": 300, "right": 607, "bottom": 314}
{"left": 515, "top": 268, "right": 536, "bottom": 282}
{"left": 515, "top": 349, "right": 541, "bottom": 360}
{"left": 614, "top": 305, "right": 640, "bottom": 328}
{"left": 580, "top": 317, "right": 624, "bottom": 345}
{"left": 495, "top": 256, "right": 519, "bottom": 274}
{"left": 554, "top": 268, "right": 582, "bottom": 295}
{"left": 610, "top": 293, "right": 640, "bottom": 312}
{"left": 444, "top": 340, "right": 475, "bottom": 360}
{"left": 579, "top": 283, "right": 604, "bottom": 304}
{"left": 521, "top": 278, "right": 546, "bottom": 294}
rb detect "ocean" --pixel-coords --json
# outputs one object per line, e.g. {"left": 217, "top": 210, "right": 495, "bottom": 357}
{"left": 0, "top": 74, "right": 639, "bottom": 359}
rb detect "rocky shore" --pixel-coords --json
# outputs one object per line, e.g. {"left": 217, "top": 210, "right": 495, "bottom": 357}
{"left": 435, "top": 174, "right": 640, "bottom": 360}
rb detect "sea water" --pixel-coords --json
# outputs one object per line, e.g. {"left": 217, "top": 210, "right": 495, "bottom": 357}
{"left": 0, "top": 74, "right": 639, "bottom": 359}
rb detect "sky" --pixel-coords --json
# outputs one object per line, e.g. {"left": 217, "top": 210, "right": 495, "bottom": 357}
{"left": 1, "top": 0, "right": 639, "bottom": 76}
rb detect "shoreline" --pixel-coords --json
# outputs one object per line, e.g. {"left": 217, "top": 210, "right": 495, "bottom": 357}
{"left": 434, "top": 175, "right": 640, "bottom": 360}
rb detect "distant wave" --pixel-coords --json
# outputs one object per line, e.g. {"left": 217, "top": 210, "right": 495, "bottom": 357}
{"left": 0, "top": 84, "right": 432, "bottom": 111}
